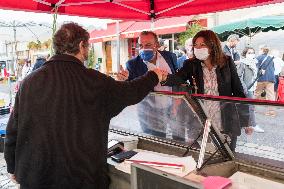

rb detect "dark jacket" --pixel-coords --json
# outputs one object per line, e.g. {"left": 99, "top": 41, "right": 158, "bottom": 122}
{"left": 256, "top": 54, "right": 275, "bottom": 83}
{"left": 177, "top": 55, "right": 187, "bottom": 69}
{"left": 126, "top": 50, "right": 178, "bottom": 81}
{"left": 223, "top": 44, "right": 240, "bottom": 62}
{"left": 164, "top": 57, "right": 248, "bottom": 136}
{"left": 32, "top": 57, "right": 46, "bottom": 71}
{"left": 4, "top": 54, "right": 158, "bottom": 189}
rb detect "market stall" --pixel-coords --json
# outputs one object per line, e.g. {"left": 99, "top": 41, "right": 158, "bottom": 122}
{"left": 107, "top": 91, "right": 284, "bottom": 188}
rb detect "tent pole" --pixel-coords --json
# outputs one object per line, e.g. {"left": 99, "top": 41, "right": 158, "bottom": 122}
{"left": 249, "top": 27, "right": 252, "bottom": 45}
{"left": 151, "top": 18, "right": 155, "bottom": 30}
{"left": 51, "top": 7, "right": 58, "bottom": 55}
{"left": 171, "top": 33, "right": 175, "bottom": 52}
{"left": 116, "top": 21, "right": 120, "bottom": 72}
{"left": 150, "top": 0, "right": 155, "bottom": 30}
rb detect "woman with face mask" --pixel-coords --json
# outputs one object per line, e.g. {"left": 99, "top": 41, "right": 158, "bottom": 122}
{"left": 162, "top": 30, "right": 252, "bottom": 151}
{"left": 239, "top": 47, "right": 264, "bottom": 133}
{"left": 239, "top": 47, "right": 258, "bottom": 95}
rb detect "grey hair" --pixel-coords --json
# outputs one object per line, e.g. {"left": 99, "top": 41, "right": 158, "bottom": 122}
{"left": 227, "top": 34, "right": 239, "bottom": 41}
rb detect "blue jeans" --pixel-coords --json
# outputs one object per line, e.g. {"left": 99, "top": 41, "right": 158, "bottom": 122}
{"left": 247, "top": 91, "right": 256, "bottom": 127}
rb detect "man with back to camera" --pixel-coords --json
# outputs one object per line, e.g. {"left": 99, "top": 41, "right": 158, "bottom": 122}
{"left": 223, "top": 34, "right": 241, "bottom": 63}
{"left": 255, "top": 45, "right": 275, "bottom": 101}
{"left": 4, "top": 22, "right": 164, "bottom": 189}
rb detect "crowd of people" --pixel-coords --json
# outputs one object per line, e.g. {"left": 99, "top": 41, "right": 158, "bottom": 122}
{"left": 16, "top": 55, "right": 50, "bottom": 82}
{"left": 4, "top": 22, "right": 283, "bottom": 188}
{"left": 223, "top": 35, "right": 284, "bottom": 132}
{"left": 163, "top": 33, "right": 284, "bottom": 133}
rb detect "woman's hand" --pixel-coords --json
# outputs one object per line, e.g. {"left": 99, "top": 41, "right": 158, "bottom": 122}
{"left": 245, "top": 127, "right": 254, "bottom": 135}
{"left": 10, "top": 174, "right": 17, "bottom": 183}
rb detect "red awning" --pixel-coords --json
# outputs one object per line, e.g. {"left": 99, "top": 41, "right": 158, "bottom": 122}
{"left": 89, "top": 21, "right": 135, "bottom": 43}
{"left": 90, "top": 16, "right": 199, "bottom": 43}
{"left": 120, "top": 16, "right": 196, "bottom": 39}
{"left": 0, "top": 0, "right": 281, "bottom": 21}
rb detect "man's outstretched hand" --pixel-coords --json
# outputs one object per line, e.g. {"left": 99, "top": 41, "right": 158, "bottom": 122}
{"left": 152, "top": 68, "right": 168, "bottom": 83}
{"left": 117, "top": 65, "right": 129, "bottom": 81}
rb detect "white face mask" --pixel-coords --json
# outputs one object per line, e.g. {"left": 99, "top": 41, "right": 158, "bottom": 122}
{"left": 194, "top": 48, "right": 210, "bottom": 61}
{"left": 246, "top": 54, "right": 255, "bottom": 59}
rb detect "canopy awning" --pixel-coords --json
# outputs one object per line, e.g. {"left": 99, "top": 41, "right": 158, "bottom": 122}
{"left": 89, "top": 16, "right": 207, "bottom": 43}
{"left": 0, "top": 0, "right": 282, "bottom": 21}
{"left": 212, "top": 15, "right": 284, "bottom": 41}
{"left": 89, "top": 21, "right": 135, "bottom": 43}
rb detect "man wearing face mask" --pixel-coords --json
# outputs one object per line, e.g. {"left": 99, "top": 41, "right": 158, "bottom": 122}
{"left": 5, "top": 23, "right": 165, "bottom": 189}
{"left": 223, "top": 34, "right": 241, "bottom": 63}
{"left": 117, "top": 31, "right": 177, "bottom": 83}
{"left": 117, "top": 31, "right": 181, "bottom": 140}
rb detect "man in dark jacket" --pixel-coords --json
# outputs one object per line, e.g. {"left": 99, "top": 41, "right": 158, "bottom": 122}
{"left": 117, "top": 31, "right": 180, "bottom": 140}
{"left": 32, "top": 55, "right": 49, "bottom": 71}
{"left": 117, "top": 31, "right": 177, "bottom": 81}
{"left": 223, "top": 34, "right": 240, "bottom": 63}
{"left": 4, "top": 23, "right": 163, "bottom": 189}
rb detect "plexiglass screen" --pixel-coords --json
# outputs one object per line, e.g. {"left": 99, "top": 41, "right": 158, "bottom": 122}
{"left": 195, "top": 96, "right": 284, "bottom": 164}
{"left": 110, "top": 93, "right": 204, "bottom": 146}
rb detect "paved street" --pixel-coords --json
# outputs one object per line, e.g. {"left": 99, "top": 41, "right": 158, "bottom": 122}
{"left": 0, "top": 82, "right": 16, "bottom": 106}
{"left": 0, "top": 153, "right": 17, "bottom": 189}
{"left": 236, "top": 105, "right": 284, "bottom": 160}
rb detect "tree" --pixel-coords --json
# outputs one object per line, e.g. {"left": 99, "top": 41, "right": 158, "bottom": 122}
{"left": 27, "top": 39, "right": 51, "bottom": 50}
{"left": 87, "top": 45, "right": 95, "bottom": 69}
{"left": 42, "top": 39, "right": 52, "bottom": 49}
{"left": 178, "top": 22, "right": 203, "bottom": 46}
{"left": 27, "top": 41, "right": 39, "bottom": 50}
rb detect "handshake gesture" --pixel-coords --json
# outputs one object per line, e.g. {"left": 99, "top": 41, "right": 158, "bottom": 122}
{"left": 117, "top": 65, "right": 129, "bottom": 81}
{"left": 117, "top": 65, "right": 168, "bottom": 83}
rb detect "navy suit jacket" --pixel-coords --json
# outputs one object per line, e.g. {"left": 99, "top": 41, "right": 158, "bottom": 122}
{"left": 126, "top": 50, "right": 178, "bottom": 81}
{"left": 223, "top": 44, "right": 240, "bottom": 62}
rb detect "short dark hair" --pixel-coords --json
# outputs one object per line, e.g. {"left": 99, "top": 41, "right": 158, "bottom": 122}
{"left": 53, "top": 22, "right": 90, "bottom": 55}
{"left": 139, "top": 31, "right": 158, "bottom": 43}
{"left": 241, "top": 47, "right": 255, "bottom": 57}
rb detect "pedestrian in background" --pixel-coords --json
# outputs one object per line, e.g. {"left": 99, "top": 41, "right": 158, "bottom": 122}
{"left": 20, "top": 59, "right": 32, "bottom": 81}
{"left": 239, "top": 47, "right": 264, "bottom": 133}
{"left": 223, "top": 34, "right": 241, "bottom": 63}
{"left": 32, "top": 54, "right": 49, "bottom": 71}
{"left": 255, "top": 45, "right": 276, "bottom": 116}
{"left": 177, "top": 38, "right": 193, "bottom": 69}
{"left": 271, "top": 49, "right": 284, "bottom": 100}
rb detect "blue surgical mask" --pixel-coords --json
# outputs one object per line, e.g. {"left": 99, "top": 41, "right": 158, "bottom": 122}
{"left": 139, "top": 49, "right": 155, "bottom": 62}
